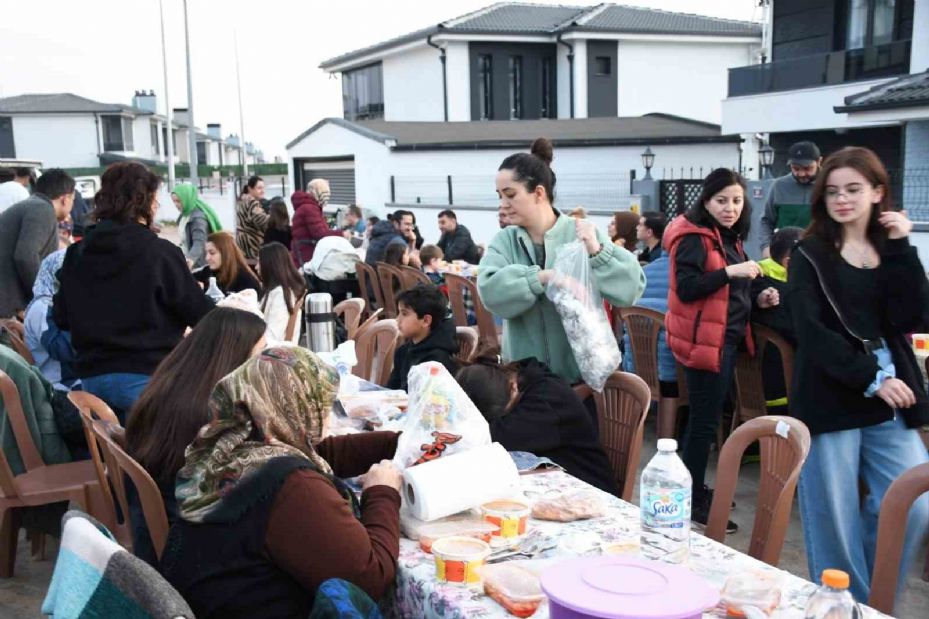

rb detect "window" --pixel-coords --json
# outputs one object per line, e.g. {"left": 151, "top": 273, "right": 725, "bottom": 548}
{"left": 509, "top": 56, "right": 523, "bottom": 119}
{"left": 342, "top": 63, "right": 384, "bottom": 121}
{"left": 196, "top": 141, "right": 207, "bottom": 165}
{"left": 595, "top": 56, "right": 612, "bottom": 76}
{"left": 0, "top": 117, "right": 14, "bottom": 158}
{"left": 541, "top": 57, "right": 553, "bottom": 118}
{"left": 151, "top": 122, "right": 160, "bottom": 155}
{"left": 478, "top": 54, "right": 493, "bottom": 120}
{"left": 847, "top": 0, "right": 897, "bottom": 48}
{"left": 101, "top": 115, "right": 134, "bottom": 151}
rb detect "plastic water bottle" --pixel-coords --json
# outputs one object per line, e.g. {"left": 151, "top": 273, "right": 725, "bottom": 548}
{"left": 804, "top": 570, "right": 862, "bottom": 619}
{"left": 205, "top": 277, "right": 225, "bottom": 303}
{"left": 640, "top": 438, "right": 692, "bottom": 564}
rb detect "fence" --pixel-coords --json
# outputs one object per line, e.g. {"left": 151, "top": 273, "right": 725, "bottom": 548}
{"left": 890, "top": 168, "right": 929, "bottom": 223}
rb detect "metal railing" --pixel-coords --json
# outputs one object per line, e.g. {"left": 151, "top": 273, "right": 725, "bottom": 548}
{"left": 891, "top": 168, "right": 929, "bottom": 223}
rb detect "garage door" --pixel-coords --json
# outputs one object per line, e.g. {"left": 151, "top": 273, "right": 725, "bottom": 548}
{"left": 298, "top": 159, "right": 356, "bottom": 206}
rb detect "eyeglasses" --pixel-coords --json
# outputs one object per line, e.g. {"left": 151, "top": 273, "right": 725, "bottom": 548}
{"left": 824, "top": 187, "right": 864, "bottom": 201}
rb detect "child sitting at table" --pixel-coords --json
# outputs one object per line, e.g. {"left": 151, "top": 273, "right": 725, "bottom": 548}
{"left": 456, "top": 348, "right": 618, "bottom": 496}
{"left": 419, "top": 244, "right": 448, "bottom": 288}
{"left": 386, "top": 284, "right": 460, "bottom": 391}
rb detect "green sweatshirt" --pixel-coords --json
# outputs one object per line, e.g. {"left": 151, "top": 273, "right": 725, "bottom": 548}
{"left": 478, "top": 212, "right": 645, "bottom": 384}
{"left": 759, "top": 173, "right": 815, "bottom": 251}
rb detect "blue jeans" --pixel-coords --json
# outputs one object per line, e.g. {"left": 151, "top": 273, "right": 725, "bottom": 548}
{"left": 81, "top": 373, "right": 151, "bottom": 424}
{"left": 798, "top": 414, "right": 929, "bottom": 602}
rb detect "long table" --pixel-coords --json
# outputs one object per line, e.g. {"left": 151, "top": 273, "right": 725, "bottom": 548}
{"left": 381, "top": 469, "right": 889, "bottom": 619}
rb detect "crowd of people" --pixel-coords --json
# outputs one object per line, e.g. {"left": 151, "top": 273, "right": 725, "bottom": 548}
{"left": 0, "top": 133, "right": 927, "bottom": 617}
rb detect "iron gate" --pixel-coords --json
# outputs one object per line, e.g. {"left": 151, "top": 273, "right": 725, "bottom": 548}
{"left": 659, "top": 180, "right": 703, "bottom": 219}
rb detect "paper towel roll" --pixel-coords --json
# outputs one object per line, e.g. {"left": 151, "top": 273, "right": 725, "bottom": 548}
{"left": 403, "top": 443, "right": 521, "bottom": 521}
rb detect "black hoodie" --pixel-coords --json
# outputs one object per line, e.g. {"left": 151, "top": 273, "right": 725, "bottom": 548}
{"left": 53, "top": 220, "right": 215, "bottom": 378}
{"left": 386, "top": 317, "right": 459, "bottom": 391}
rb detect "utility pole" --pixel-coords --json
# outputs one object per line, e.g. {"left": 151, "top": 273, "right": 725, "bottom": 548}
{"left": 183, "top": 0, "right": 199, "bottom": 187}
{"left": 159, "top": 0, "right": 175, "bottom": 190}
{"left": 234, "top": 29, "right": 249, "bottom": 177}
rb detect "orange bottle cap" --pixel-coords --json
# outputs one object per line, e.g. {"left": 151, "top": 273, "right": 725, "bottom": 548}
{"left": 821, "top": 569, "right": 849, "bottom": 589}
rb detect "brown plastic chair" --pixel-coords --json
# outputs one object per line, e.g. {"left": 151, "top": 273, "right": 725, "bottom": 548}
{"left": 334, "top": 298, "right": 366, "bottom": 340}
{"left": 355, "top": 262, "right": 384, "bottom": 318}
{"left": 593, "top": 372, "right": 652, "bottom": 501}
{"left": 89, "top": 419, "right": 169, "bottom": 561}
{"left": 732, "top": 323, "right": 795, "bottom": 431}
{"left": 399, "top": 265, "right": 431, "bottom": 289}
{"left": 353, "top": 318, "right": 400, "bottom": 386}
{"left": 455, "top": 326, "right": 479, "bottom": 364}
{"left": 0, "top": 321, "right": 34, "bottom": 365}
{"left": 0, "top": 371, "right": 103, "bottom": 577}
{"left": 869, "top": 462, "right": 929, "bottom": 614}
{"left": 376, "top": 263, "right": 405, "bottom": 319}
{"left": 283, "top": 292, "right": 306, "bottom": 343}
{"left": 445, "top": 273, "right": 498, "bottom": 350}
{"left": 705, "top": 415, "right": 811, "bottom": 566}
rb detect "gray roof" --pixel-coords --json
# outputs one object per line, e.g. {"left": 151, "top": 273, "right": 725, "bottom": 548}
{"left": 287, "top": 114, "right": 736, "bottom": 150}
{"left": 320, "top": 2, "right": 760, "bottom": 70}
{"left": 835, "top": 70, "right": 929, "bottom": 113}
{"left": 0, "top": 93, "right": 152, "bottom": 116}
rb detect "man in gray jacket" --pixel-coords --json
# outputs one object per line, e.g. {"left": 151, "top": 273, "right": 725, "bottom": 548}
{"left": 759, "top": 141, "right": 822, "bottom": 257}
{"left": 0, "top": 169, "right": 75, "bottom": 317}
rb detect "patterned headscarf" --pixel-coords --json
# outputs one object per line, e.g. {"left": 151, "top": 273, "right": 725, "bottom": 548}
{"left": 307, "top": 178, "right": 331, "bottom": 209}
{"left": 26, "top": 249, "right": 66, "bottom": 316}
{"left": 176, "top": 346, "right": 340, "bottom": 523}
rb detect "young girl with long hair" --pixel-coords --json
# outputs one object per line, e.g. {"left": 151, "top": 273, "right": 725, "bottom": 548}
{"left": 258, "top": 242, "right": 307, "bottom": 344}
{"left": 263, "top": 198, "right": 292, "bottom": 249}
{"left": 194, "top": 231, "right": 261, "bottom": 294}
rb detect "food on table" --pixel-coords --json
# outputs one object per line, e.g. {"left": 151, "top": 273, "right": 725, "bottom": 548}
{"left": 432, "top": 536, "right": 491, "bottom": 587}
{"left": 418, "top": 519, "right": 499, "bottom": 553}
{"left": 720, "top": 569, "right": 783, "bottom": 617}
{"left": 483, "top": 562, "right": 545, "bottom": 618}
{"left": 531, "top": 490, "right": 605, "bottom": 522}
{"left": 482, "top": 500, "right": 531, "bottom": 542}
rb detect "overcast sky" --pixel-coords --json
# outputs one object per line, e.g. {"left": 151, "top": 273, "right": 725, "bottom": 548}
{"left": 0, "top": 0, "right": 761, "bottom": 159}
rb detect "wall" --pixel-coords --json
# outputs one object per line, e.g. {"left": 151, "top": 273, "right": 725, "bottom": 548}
{"left": 616, "top": 40, "right": 753, "bottom": 124}
{"left": 913, "top": 0, "right": 929, "bottom": 72}
{"left": 556, "top": 40, "right": 572, "bottom": 119}
{"left": 131, "top": 116, "right": 155, "bottom": 160}
{"left": 446, "top": 41, "right": 471, "bottom": 121}
{"left": 11, "top": 114, "right": 101, "bottom": 168}
{"left": 383, "top": 44, "right": 444, "bottom": 121}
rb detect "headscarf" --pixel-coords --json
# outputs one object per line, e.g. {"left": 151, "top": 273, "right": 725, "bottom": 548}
{"left": 307, "top": 178, "right": 331, "bottom": 209}
{"left": 26, "top": 249, "right": 66, "bottom": 316}
{"left": 176, "top": 346, "right": 341, "bottom": 523}
{"left": 173, "top": 183, "right": 223, "bottom": 234}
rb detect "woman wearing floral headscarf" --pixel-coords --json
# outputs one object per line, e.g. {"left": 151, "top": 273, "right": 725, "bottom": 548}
{"left": 23, "top": 249, "right": 75, "bottom": 389}
{"left": 290, "top": 178, "right": 350, "bottom": 267}
{"left": 171, "top": 183, "right": 222, "bottom": 269}
{"left": 160, "top": 346, "right": 402, "bottom": 619}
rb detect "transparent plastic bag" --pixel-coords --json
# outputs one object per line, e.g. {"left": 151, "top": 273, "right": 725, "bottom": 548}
{"left": 530, "top": 490, "right": 605, "bottom": 522}
{"left": 392, "top": 362, "right": 491, "bottom": 469}
{"left": 545, "top": 241, "right": 621, "bottom": 391}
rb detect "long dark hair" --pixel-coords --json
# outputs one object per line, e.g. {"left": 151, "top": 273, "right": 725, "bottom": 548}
{"left": 455, "top": 345, "right": 521, "bottom": 420}
{"left": 806, "top": 146, "right": 892, "bottom": 253}
{"left": 685, "top": 168, "right": 751, "bottom": 238}
{"left": 258, "top": 242, "right": 306, "bottom": 314}
{"left": 612, "top": 211, "right": 638, "bottom": 246}
{"left": 498, "top": 137, "right": 556, "bottom": 204}
{"left": 94, "top": 162, "right": 161, "bottom": 227}
{"left": 125, "top": 308, "right": 266, "bottom": 486}
{"left": 268, "top": 198, "right": 290, "bottom": 231}
{"left": 384, "top": 243, "right": 407, "bottom": 266}
{"left": 208, "top": 231, "right": 253, "bottom": 289}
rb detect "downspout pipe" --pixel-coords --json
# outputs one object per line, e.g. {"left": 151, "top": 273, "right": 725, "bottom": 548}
{"left": 557, "top": 34, "right": 574, "bottom": 119}
{"left": 426, "top": 35, "right": 449, "bottom": 122}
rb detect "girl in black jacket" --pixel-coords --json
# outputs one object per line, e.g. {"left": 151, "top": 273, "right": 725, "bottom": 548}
{"left": 788, "top": 147, "right": 929, "bottom": 602}
{"left": 456, "top": 351, "right": 618, "bottom": 496}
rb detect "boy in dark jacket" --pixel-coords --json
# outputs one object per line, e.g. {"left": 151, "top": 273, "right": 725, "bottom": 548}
{"left": 386, "top": 284, "right": 459, "bottom": 390}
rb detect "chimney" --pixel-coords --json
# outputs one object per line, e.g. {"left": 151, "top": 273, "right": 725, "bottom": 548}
{"left": 173, "top": 108, "right": 190, "bottom": 126}
{"left": 207, "top": 123, "right": 221, "bottom": 139}
{"left": 226, "top": 133, "right": 240, "bottom": 147}
{"left": 132, "top": 89, "right": 157, "bottom": 113}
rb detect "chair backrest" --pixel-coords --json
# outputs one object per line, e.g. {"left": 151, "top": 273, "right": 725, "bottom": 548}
{"left": 334, "top": 298, "right": 366, "bottom": 341}
{"left": 399, "top": 265, "right": 431, "bottom": 289}
{"left": 594, "top": 372, "right": 651, "bottom": 501}
{"left": 454, "top": 326, "right": 479, "bottom": 364}
{"left": 445, "top": 273, "right": 498, "bottom": 350}
{"left": 616, "top": 307, "right": 665, "bottom": 402}
{"left": 705, "top": 415, "right": 811, "bottom": 566}
{"left": 869, "top": 462, "right": 929, "bottom": 615}
{"left": 284, "top": 292, "right": 307, "bottom": 343}
{"left": 733, "top": 323, "right": 795, "bottom": 427}
{"left": 355, "top": 262, "right": 384, "bottom": 316}
{"left": 353, "top": 319, "right": 399, "bottom": 386}
{"left": 375, "top": 263, "right": 405, "bottom": 319}
{"left": 0, "top": 369, "right": 44, "bottom": 472}
{"left": 0, "top": 321, "right": 34, "bottom": 365}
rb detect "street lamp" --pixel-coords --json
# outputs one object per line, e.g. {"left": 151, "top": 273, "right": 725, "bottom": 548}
{"left": 641, "top": 147, "right": 655, "bottom": 180}
{"left": 759, "top": 143, "right": 775, "bottom": 180}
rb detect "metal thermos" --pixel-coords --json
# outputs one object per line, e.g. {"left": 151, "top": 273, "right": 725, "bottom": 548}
{"left": 305, "top": 292, "right": 336, "bottom": 353}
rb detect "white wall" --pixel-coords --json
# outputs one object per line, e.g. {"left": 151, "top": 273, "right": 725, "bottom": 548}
{"left": 207, "top": 141, "right": 221, "bottom": 167}
{"left": 556, "top": 41, "right": 572, "bottom": 119}
{"left": 445, "top": 41, "right": 471, "bottom": 121}
{"left": 383, "top": 43, "right": 445, "bottom": 121}
{"left": 617, "top": 41, "right": 752, "bottom": 124}
{"left": 11, "top": 114, "right": 100, "bottom": 168}
{"left": 912, "top": 0, "right": 929, "bottom": 73}
{"left": 131, "top": 116, "right": 155, "bottom": 160}
{"left": 573, "top": 40, "right": 588, "bottom": 119}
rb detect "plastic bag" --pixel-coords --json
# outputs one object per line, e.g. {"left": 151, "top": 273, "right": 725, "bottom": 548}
{"left": 392, "top": 362, "right": 491, "bottom": 469}
{"left": 545, "top": 241, "right": 621, "bottom": 392}
{"left": 530, "top": 490, "right": 605, "bottom": 522}
{"left": 482, "top": 561, "right": 546, "bottom": 617}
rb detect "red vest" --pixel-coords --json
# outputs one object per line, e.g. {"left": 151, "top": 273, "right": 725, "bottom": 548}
{"left": 663, "top": 217, "right": 754, "bottom": 372}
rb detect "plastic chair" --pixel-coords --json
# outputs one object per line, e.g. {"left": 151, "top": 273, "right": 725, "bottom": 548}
{"left": 353, "top": 319, "right": 399, "bottom": 387}
{"left": 593, "top": 372, "right": 652, "bottom": 502}
{"left": 0, "top": 371, "right": 103, "bottom": 577}
{"left": 375, "top": 263, "right": 405, "bottom": 319}
{"left": 284, "top": 292, "right": 306, "bottom": 343}
{"left": 732, "top": 323, "right": 795, "bottom": 431}
{"left": 355, "top": 262, "right": 384, "bottom": 318}
{"left": 705, "top": 415, "right": 811, "bottom": 566}
{"left": 0, "top": 320, "right": 34, "bottom": 365}
{"left": 334, "top": 298, "right": 366, "bottom": 341}
{"left": 445, "top": 273, "right": 498, "bottom": 350}
{"left": 869, "top": 462, "right": 929, "bottom": 614}
{"left": 89, "top": 419, "right": 169, "bottom": 561}
{"left": 399, "top": 265, "right": 432, "bottom": 289}
{"left": 455, "top": 326, "right": 479, "bottom": 364}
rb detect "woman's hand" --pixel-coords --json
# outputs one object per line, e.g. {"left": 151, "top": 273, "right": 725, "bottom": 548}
{"left": 878, "top": 210, "right": 912, "bottom": 240}
{"left": 575, "top": 219, "right": 602, "bottom": 256}
{"left": 538, "top": 269, "right": 556, "bottom": 285}
{"left": 362, "top": 459, "right": 403, "bottom": 491}
{"left": 756, "top": 287, "right": 780, "bottom": 309}
{"left": 725, "top": 261, "right": 761, "bottom": 279}
{"left": 875, "top": 377, "right": 916, "bottom": 409}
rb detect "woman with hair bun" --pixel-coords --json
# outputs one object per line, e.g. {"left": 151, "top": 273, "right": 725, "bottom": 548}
{"left": 477, "top": 137, "right": 645, "bottom": 391}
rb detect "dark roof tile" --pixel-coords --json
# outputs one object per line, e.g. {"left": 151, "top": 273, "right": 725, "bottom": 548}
{"left": 0, "top": 93, "right": 151, "bottom": 115}
{"left": 836, "top": 70, "right": 929, "bottom": 112}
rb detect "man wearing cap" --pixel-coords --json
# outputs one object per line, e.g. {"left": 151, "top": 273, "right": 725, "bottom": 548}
{"left": 759, "top": 141, "right": 822, "bottom": 258}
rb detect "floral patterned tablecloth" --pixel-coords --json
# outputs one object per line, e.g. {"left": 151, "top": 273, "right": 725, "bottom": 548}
{"left": 381, "top": 469, "right": 889, "bottom": 619}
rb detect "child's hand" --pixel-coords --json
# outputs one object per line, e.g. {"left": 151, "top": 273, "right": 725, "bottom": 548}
{"left": 756, "top": 287, "right": 779, "bottom": 308}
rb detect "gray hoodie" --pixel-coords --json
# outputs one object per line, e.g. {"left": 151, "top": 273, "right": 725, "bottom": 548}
{"left": 759, "top": 172, "right": 815, "bottom": 251}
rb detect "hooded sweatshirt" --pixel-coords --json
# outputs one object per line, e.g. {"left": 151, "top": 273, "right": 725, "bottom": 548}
{"left": 290, "top": 191, "right": 342, "bottom": 266}
{"left": 365, "top": 220, "right": 407, "bottom": 268}
{"left": 386, "top": 317, "right": 459, "bottom": 391}
{"left": 53, "top": 220, "right": 215, "bottom": 378}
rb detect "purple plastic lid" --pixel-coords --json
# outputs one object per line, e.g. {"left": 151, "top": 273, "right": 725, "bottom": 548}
{"left": 540, "top": 556, "right": 720, "bottom": 619}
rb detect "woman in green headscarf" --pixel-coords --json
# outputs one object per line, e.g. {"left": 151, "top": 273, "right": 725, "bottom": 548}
{"left": 160, "top": 346, "right": 403, "bottom": 619}
{"left": 171, "top": 183, "right": 223, "bottom": 269}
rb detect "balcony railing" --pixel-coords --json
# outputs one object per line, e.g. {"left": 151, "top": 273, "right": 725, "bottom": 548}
{"left": 728, "top": 39, "right": 911, "bottom": 97}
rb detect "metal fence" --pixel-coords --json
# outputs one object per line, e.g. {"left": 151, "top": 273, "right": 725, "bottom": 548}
{"left": 890, "top": 168, "right": 929, "bottom": 223}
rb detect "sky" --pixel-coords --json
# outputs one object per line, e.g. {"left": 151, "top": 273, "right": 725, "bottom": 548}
{"left": 0, "top": 0, "right": 761, "bottom": 159}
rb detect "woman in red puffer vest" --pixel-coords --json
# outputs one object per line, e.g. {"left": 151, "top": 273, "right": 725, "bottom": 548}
{"left": 290, "top": 178, "right": 346, "bottom": 267}
{"left": 664, "top": 168, "right": 772, "bottom": 532}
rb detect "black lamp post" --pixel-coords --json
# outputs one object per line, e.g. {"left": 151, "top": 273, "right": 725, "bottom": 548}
{"left": 759, "top": 143, "right": 775, "bottom": 180}
{"left": 641, "top": 147, "right": 655, "bottom": 180}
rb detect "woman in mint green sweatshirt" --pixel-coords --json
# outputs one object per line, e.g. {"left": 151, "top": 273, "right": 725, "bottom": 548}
{"left": 477, "top": 138, "right": 646, "bottom": 386}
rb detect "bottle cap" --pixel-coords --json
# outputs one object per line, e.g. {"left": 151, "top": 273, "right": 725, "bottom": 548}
{"left": 821, "top": 569, "right": 849, "bottom": 589}
{"left": 656, "top": 438, "right": 678, "bottom": 452}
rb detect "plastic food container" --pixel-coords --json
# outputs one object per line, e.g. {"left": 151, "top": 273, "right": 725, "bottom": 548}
{"left": 913, "top": 334, "right": 929, "bottom": 351}
{"left": 418, "top": 520, "right": 499, "bottom": 553}
{"left": 432, "top": 536, "right": 492, "bottom": 587}
{"left": 481, "top": 500, "right": 530, "bottom": 541}
{"left": 483, "top": 563, "right": 546, "bottom": 618}
{"left": 600, "top": 534, "right": 640, "bottom": 557}
{"left": 719, "top": 570, "right": 783, "bottom": 617}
